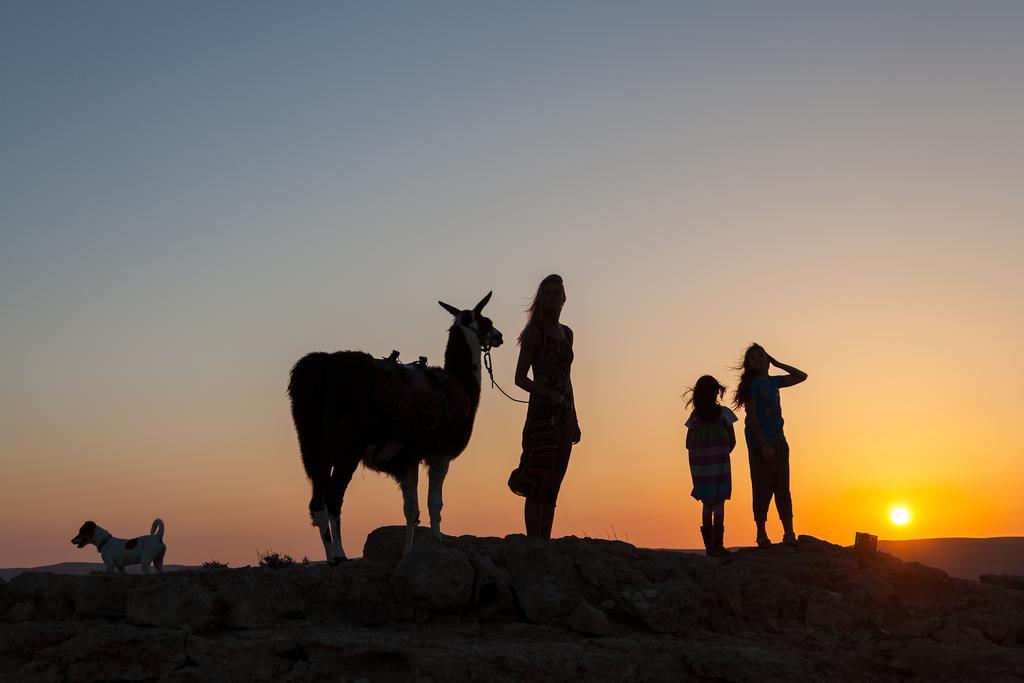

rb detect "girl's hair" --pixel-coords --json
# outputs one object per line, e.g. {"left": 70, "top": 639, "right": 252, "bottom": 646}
{"left": 518, "top": 273, "right": 564, "bottom": 345}
{"left": 732, "top": 343, "right": 764, "bottom": 409}
{"left": 685, "top": 375, "right": 726, "bottom": 423}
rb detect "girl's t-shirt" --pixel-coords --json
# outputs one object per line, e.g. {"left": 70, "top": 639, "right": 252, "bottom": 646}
{"left": 745, "top": 376, "right": 785, "bottom": 442}
{"left": 684, "top": 406, "right": 738, "bottom": 430}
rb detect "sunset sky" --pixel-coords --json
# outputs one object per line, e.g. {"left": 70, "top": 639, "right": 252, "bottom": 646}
{"left": 2, "top": 2, "right": 1023, "bottom": 568}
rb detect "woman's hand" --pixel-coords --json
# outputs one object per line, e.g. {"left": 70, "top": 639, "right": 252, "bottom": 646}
{"left": 571, "top": 424, "right": 582, "bottom": 444}
{"left": 545, "top": 389, "right": 568, "bottom": 406}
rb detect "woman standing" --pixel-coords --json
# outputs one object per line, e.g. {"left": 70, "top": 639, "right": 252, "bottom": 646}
{"left": 508, "top": 274, "right": 581, "bottom": 539}
{"left": 734, "top": 343, "right": 807, "bottom": 547}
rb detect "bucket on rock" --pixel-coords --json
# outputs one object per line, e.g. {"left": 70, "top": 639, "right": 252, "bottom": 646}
{"left": 854, "top": 532, "right": 878, "bottom": 567}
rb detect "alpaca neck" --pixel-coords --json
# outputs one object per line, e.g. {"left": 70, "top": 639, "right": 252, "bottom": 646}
{"left": 444, "top": 325, "right": 482, "bottom": 407}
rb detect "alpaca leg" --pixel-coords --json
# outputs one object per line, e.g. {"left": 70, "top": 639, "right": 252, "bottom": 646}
{"left": 308, "top": 457, "right": 336, "bottom": 562}
{"left": 311, "top": 499, "right": 333, "bottom": 562}
{"left": 427, "top": 459, "right": 450, "bottom": 540}
{"left": 326, "top": 458, "right": 359, "bottom": 564}
{"left": 399, "top": 461, "right": 420, "bottom": 555}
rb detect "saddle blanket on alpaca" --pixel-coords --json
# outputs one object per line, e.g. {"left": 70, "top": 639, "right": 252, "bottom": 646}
{"left": 371, "top": 359, "right": 459, "bottom": 436}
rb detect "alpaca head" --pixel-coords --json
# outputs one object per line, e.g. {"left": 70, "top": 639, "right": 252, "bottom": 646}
{"left": 438, "top": 291, "right": 503, "bottom": 351}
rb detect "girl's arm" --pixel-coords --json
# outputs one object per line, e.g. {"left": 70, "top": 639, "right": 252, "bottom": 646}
{"left": 744, "top": 395, "right": 775, "bottom": 459}
{"left": 725, "top": 423, "right": 736, "bottom": 452}
{"left": 514, "top": 330, "right": 565, "bottom": 404}
{"left": 769, "top": 355, "right": 808, "bottom": 388}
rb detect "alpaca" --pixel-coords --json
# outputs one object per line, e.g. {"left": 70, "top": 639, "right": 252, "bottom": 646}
{"left": 288, "top": 292, "right": 503, "bottom": 563}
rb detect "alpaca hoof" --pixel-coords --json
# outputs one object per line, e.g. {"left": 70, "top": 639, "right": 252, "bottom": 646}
{"left": 328, "top": 557, "right": 348, "bottom": 567}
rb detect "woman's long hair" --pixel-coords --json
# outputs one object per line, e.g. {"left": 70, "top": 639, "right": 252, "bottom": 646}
{"left": 732, "top": 343, "right": 764, "bottom": 409}
{"left": 518, "top": 274, "right": 564, "bottom": 345}
{"left": 684, "top": 375, "right": 726, "bottom": 423}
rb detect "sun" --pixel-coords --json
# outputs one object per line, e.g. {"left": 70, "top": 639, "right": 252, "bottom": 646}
{"left": 889, "top": 507, "right": 911, "bottom": 526}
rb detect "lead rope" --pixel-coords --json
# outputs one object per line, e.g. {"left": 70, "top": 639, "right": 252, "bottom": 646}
{"left": 483, "top": 349, "right": 530, "bottom": 404}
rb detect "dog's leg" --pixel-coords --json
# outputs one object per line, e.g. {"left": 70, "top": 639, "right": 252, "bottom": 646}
{"left": 427, "top": 459, "right": 450, "bottom": 541}
{"left": 154, "top": 547, "right": 165, "bottom": 573}
{"left": 141, "top": 559, "right": 150, "bottom": 575}
{"left": 399, "top": 460, "right": 420, "bottom": 555}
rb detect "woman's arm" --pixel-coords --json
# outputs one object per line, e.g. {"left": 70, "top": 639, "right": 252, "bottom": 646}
{"left": 565, "top": 326, "right": 581, "bottom": 442}
{"left": 744, "top": 395, "right": 775, "bottom": 459}
{"left": 514, "top": 330, "right": 565, "bottom": 404}
{"left": 769, "top": 355, "right": 808, "bottom": 388}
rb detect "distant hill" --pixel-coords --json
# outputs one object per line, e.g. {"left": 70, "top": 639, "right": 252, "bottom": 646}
{"left": 878, "top": 537, "right": 1024, "bottom": 580}
{"left": 0, "top": 562, "right": 194, "bottom": 582}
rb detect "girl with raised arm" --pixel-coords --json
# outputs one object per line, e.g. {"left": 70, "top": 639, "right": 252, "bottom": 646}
{"left": 734, "top": 344, "right": 808, "bottom": 547}
{"left": 507, "top": 274, "right": 581, "bottom": 539}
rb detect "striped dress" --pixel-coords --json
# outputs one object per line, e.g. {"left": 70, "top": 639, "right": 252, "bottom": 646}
{"left": 507, "top": 326, "right": 577, "bottom": 506}
{"left": 685, "top": 407, "right": 738, "bottom": 503}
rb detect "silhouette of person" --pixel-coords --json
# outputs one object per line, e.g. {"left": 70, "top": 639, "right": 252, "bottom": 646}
{"left": 684, "top": 375, "right": 738, "bottom": 556}
{"left": 734, "top": 344, "right": 807, "bottom": 547}
{"left": 507, "top": 274, "right": 581, "bottom": 539}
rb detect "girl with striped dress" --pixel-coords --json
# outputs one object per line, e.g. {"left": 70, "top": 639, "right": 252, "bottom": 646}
{"left": 684, "top": 375, "right": 738, "bottom": 556}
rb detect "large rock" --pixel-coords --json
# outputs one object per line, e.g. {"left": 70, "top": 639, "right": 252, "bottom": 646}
{"left": 0, "top": 578, "right": 12, "bottom": 617}
{"left": 126, "top": 568, "right": 308, "bottom": 629}
{"left": 3, "top": 528, "right": 1024, "bottom": 681}
{"left": 981, "top": 574, "right": 1024, "bottom": 591}
{"left": 501, "top": 535, "right": 583, "bottom": 624}
{"left": 390, "top": 535, "right": 474, "bottom": 613}
{"left": 17, "top": 623, "right": 185, "bottom": 682}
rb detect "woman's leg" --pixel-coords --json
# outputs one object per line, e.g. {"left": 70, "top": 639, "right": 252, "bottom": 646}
{"left": 525, "top": 499, "right": 545, "bottom": 538}
{"left": 773, "top": 440, "right": 795, "bottom": 541}
{"left": 541, "top": 504, "right": 556, "bottom": 540}
{"left": 747, "top": 438, "right": 773, "bottom": 544}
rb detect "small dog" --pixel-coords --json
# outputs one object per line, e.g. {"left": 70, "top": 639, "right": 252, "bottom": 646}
{"left": 71, "top": 519, "right": 166, "bottom": 574}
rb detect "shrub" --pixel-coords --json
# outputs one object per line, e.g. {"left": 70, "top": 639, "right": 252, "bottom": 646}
{"left": 202, "top": 560, "right": 229, "bottom": 569}
{"left": 257, "top": 550, "right": 297, "bottom": 569}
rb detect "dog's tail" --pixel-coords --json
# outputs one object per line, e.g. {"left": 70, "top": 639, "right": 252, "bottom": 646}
{"left": 151, "top": 518, "right": 165, "bottom": 541}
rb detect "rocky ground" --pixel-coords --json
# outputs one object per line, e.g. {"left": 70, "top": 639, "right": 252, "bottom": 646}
{"left": 2, "top": 528, "right": 1023, "bottom": 682}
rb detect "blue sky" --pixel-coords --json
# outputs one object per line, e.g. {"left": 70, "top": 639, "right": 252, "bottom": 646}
{"left": 2, "top": 2, "right": 1023, "bottom": 565}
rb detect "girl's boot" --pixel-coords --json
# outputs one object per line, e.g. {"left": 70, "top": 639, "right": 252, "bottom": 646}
{"left": 714, "top": 524, "right": 732, "bottom": 556}
{"left": 700, "top": 526, "right": 716, "bottom": 557}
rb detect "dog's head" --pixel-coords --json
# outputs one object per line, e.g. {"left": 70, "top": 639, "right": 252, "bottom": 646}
{"left": 71, "top": 521, "right": 97, "bottom": 548}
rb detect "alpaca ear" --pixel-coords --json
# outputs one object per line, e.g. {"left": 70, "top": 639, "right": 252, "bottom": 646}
{"left": 439, "top": 301, "right": 462, "bottom": 317}
{"left": 473, "top": 291, "right": 492, "bottom": 315}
